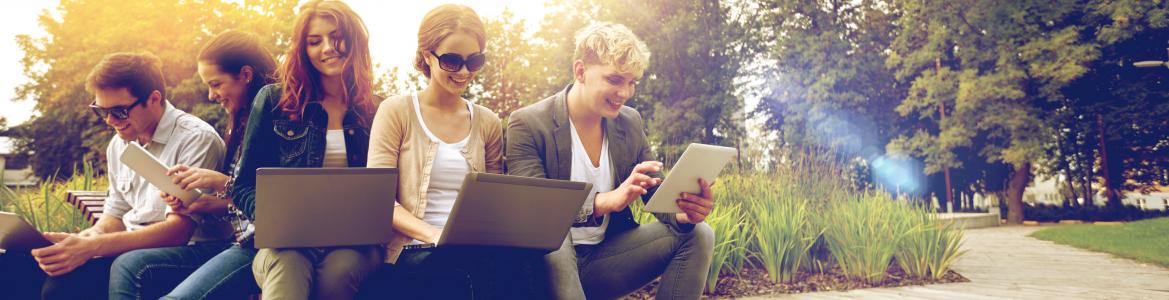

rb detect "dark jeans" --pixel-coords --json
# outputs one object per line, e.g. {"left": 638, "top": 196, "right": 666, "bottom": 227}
{"left": 0, "top": 251, "right": 47, "bottom": 299}
{"left": 357, "top": 246, "right": 546, "bottom": 299}
{"left": 545, "top": 222, "right": 715, "bottom": 300}
{"left": 108, "top": 241, "right": 233, "bottom": 300}
{"left": 0, "top": 251, "right": 119, "bottom": 300}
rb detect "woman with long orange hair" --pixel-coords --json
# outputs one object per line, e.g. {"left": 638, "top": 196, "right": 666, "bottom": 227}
{"left": 226, "top": 1, "right": 381, "bottom": 298}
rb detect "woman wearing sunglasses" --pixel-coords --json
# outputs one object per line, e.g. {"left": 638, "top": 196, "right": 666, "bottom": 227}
{"left": 361, "top": 4, "right": 540, "bottom": 299}
{"left": 228, "top": 1, "right": 381, "bottom": 299}
{"left": 106, "top": 30, "right": 278, "bottom": 300}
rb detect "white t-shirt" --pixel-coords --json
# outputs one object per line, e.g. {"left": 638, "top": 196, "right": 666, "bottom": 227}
{"left": 412, "top": 94, "right": 472, "bottom": 244}
{"left": 322, "top": 129, "right": 348, "bottom": 168}
{"left": 568, "top": 118, "right": 614, "bottom": 246}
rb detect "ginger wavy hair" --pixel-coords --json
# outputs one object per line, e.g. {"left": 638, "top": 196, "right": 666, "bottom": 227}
{"left": 277, "top": 0, "right": 375, "bottom": 126}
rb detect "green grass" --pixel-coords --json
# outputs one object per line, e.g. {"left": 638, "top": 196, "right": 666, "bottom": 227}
{"left": 1030, "top": 217, "right": 1169, "bottom": 268}
{"left": 1, "top": 164, "right": 105, "bottom": 233}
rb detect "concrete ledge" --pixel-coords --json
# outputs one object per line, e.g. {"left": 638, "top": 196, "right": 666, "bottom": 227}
{"left": 938, "top": 212, "right": 1001, "bottom": 229}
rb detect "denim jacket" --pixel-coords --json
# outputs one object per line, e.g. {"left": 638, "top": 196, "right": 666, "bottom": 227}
{"left": 231, "top": 84, "right": 371, "bottom": 219}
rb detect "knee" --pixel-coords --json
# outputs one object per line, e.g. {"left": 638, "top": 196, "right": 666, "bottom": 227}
{"left": 315, "top": 265, "right": 368, "bottom": 299}
{"left": 111, "top": 249, "right": 153, "bottom": 280}
{"left": 318, "top": 249, "right": 381, "bottom": 289}
{"left": 253, "top": 249, "right": 309, "bottom": 281}
{"left": 687, "top": 222, "right": 716, "bottom": 255}
{"left": 255, "top": 249, "right": 304, "bottom": 269}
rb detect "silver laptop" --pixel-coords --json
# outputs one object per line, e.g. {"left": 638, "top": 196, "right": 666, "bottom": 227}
{"left": 254, "top": 168, "right": 397, "bottom": 248}
{"left": 435, "top": 173, "right": 592, "bottom": 251}
{"left": 0, "top": 212, "right": 52, "bottom": 253}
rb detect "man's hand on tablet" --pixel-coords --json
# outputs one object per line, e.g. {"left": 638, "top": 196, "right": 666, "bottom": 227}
{"left": 594, "top": 161, "right": 662, "bottom": 217}
{"left": 675, "top": 178, "right": 714, "bottom": 224}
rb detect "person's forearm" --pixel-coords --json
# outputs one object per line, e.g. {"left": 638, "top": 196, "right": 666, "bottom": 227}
{"left": 83, "top": 215, "right": 126, "bottom": 235}
{"left": 199, "top": 194, "right": 231, "bottom": 216}
{"left": 392, "top": 206, "right": 440, "bottom": 243}
{"left": 90, "top": 214, "right": 195, "bottom": 256}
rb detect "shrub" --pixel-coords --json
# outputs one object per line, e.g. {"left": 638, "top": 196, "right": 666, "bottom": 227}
{"left": 1, "top": 164, "right": 105, "bottom": 232}
{"left": 819, "top": 191, "right": 905, "bottom": 283}
{"left": 895, "top": 205, "right": 967, "bottom": 279}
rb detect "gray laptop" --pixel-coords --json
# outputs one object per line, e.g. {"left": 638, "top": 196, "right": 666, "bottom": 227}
{"left": 254, "top": 168, "right": 397, "bottom": 248}
{"left": 436, "top": 173, "right": 592, "bottom": 251}
{"left": 0, "top": 212, "right": 52, "bottom": 253}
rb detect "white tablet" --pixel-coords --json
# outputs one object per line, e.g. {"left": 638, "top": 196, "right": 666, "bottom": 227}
{"left": 644, "top": 143, "right": 737, "bottom": 213}
{"left": 120, "top": 142, "right": 201, "bottom": 205}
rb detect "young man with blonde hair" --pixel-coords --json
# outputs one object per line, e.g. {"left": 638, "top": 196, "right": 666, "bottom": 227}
{"left": 506, "top": 22, "right": 715, "bottom": 299}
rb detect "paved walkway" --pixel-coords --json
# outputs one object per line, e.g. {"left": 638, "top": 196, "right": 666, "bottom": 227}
{"left": 745, "top": 226, "right": 1169, "bottom": 299}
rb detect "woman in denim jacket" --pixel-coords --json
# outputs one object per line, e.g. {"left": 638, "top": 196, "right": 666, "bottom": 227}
{"left": 229, "top": 1, "right": 381, "bottom": 299}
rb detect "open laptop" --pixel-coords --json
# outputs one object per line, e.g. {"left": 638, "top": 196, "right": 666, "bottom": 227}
{"left": 254, "top": 168, "right": 397, "bottom": 248}
{"left": 431, "top": 173, "right": 592, "bottom": 252}
{"left": 0, "top": 212, "right": 52, "bottom": 253}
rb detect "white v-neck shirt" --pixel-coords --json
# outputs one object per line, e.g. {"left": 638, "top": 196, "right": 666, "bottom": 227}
{"left": 568, "top": 118, "right": 614, "bottom": 245}
{"left": 322, "top": 129, "right": 348, "bottom": 167}
{"left": 411, "top": 94, "right": 472, "bottom": 244}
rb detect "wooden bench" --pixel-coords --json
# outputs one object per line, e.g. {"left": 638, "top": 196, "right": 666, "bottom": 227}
{"left": 64, "top": 190, "right": 107, "bottom": 225}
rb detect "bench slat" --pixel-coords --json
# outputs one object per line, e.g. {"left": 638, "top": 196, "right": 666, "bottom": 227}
{"left": 65, "top": 190, "right": 107, "bottom": 225}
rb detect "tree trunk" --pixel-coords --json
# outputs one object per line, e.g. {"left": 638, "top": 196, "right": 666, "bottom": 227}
{"left": 1097, "top": 114, "right": 1122, "bottom": 208}
{"left": 1006, "top": 163, "right": 1032, "bottom": 224}
{"left": 1083, "top": 157, "right": 1094, "bottom": 206}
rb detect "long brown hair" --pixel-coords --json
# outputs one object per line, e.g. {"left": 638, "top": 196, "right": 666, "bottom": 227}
{"left": 198, "top": 30, "right": 278, "bottom": 170}
{"left": 277, "top": 0, "right": 375, "bottom": 126}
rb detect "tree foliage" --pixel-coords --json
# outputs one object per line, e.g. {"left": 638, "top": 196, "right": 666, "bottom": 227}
{"left": 12, "top": 0, "right": 296, "bottom": 179}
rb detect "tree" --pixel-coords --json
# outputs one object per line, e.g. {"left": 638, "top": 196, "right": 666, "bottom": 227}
{"left": 595, "top": 0, "right": 758, "bottom": 163}
{"left": 753, "top": 0, "right": 906, "bottom": 170}
{"left": 1054, "top": 0, "right": 1169, "bottom": 206}
{"left": 531, "top": 0, "right": 598, "bottom": 96}
{"left": 12, "top": 0, "right": 295, "bottom": 179}
{"left": 886, "top": 0, "right": 1101, "bottom": 224}
{"left": 474, "top": 8, "right": 549, "bottom": 119}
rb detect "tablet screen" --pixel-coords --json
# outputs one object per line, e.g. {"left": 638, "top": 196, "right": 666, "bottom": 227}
{"left": 644, "top": 143, "right": 736, "bottom": 213}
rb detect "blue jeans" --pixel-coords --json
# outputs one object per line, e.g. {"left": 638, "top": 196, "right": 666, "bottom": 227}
{"left": 164, "top": 245, "right": 259, "bottom": 299}
{"left": 109, "top": 241, "right": 233, "bottom": 300}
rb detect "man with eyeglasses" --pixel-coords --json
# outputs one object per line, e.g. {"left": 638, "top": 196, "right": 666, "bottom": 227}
{"left": 0, "top": 52, "right": 231, "bottom": 300}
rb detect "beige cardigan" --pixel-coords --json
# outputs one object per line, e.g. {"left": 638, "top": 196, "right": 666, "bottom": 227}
{"left": 366, "top": 94, "right": 503, "bottom": 263}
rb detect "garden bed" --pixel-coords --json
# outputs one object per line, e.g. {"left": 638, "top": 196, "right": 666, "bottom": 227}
{"left": 627, "top": 264, "right": 967, "bottom": 299}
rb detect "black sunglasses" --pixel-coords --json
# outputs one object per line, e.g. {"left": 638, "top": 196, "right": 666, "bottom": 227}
{"left": 431, "top": 51, "right": 487, "bottom": 73}
{"left": 89, "top": 96, "right": 147, "bottom": 120}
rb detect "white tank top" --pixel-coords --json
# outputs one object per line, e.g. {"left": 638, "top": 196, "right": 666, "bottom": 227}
{"left": 411, "top": 93, "right": 472, "bottom": 244}
{"left": 322, "top": 130, "right": 347, "bottom": 168}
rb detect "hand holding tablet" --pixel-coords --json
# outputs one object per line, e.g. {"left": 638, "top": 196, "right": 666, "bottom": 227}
{"left": 644, "top": 143, "right": 737, "bottom": 214}
{"left": 120, "top": 142, "right": 202, "bottom": 205}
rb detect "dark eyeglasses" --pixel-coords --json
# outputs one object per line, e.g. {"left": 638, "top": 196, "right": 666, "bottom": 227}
{"left": 89, "top": 96, "right": 146, "bottom": 120}
{"left": 431, "top": 51, "right": 487, "bottom": 73}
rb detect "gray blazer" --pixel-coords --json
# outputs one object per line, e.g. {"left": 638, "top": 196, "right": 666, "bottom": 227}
{"left": 505, "top": 84, "right": 694, "bottom": 237}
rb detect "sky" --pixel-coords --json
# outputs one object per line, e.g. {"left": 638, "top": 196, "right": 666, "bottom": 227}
{"left": 0, "top": 0, "right": 550, "bottom": 128}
